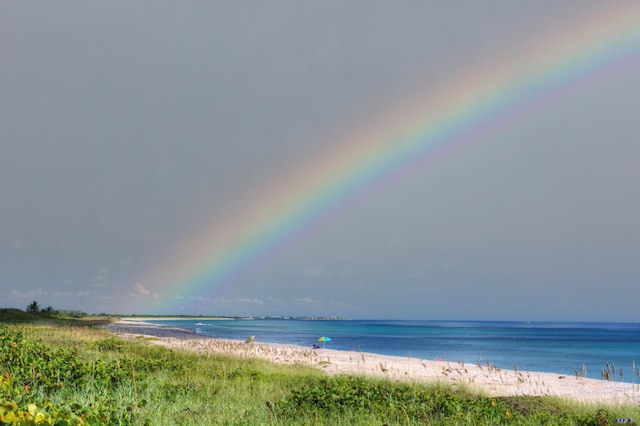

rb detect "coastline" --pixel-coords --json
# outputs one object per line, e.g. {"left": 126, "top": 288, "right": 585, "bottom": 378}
{"left": 106, "top": 319, "right": 640, "bottom": 406}
{"left": 116, "top": 316, "right": 234, "bottom": 322}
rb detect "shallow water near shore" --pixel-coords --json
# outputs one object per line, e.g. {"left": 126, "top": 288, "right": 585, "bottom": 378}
{"left": 141, "top": 319, "right": 640, "bottom": 382}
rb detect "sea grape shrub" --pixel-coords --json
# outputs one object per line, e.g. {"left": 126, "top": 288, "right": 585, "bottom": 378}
{"left": 0, "top": 371, "right": 116, "bottom": 425}
{"left": 0, "top": 327, "right": 130, "bottom": 400}
{"left": 0, "top": 326, "right": 144, "bottom": 425}
{"left": 0, "top": 390, "right": 106, "bottom": 425}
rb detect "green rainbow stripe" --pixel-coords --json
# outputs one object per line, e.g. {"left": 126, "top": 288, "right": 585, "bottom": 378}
{"left": 145, "top": 4, "right": 640, "bottom": 306}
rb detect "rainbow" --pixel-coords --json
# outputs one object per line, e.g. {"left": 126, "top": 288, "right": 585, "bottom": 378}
{"left": 143, "top": 4, "right": 640, "bottom": 308}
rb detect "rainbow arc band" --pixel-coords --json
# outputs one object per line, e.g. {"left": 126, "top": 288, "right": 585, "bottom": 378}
{"left": 141, "top": 3, "right": 640, "bottom": 310}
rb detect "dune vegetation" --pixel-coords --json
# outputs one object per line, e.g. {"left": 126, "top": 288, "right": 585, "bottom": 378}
{"left": 0, "top": 309, "right": 638, "bottom": 425}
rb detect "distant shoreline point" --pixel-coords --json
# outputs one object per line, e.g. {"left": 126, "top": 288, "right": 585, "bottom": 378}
{"left": 117, "top": 316, "right": 348, "bottom": 321}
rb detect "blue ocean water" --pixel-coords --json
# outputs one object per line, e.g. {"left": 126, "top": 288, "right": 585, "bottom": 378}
{"left": 146, "top": 319, "right": 640, "bottom": 382}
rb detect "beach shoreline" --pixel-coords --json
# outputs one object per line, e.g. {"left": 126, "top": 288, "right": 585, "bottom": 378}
{"left": 116, "top": 316, "right": 234, "bottom": 323}
{"left": 106, "top": 319, "right": 640, "bottom": 406}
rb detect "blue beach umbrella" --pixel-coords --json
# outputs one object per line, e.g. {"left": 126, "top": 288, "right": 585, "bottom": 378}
{"left": 318, "top": 336, "right": 331, "bottom": 349}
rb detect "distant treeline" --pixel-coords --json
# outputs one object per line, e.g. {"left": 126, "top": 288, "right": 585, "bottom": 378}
{"left": 12, "top": 300, "right": 89, "bottom": 318}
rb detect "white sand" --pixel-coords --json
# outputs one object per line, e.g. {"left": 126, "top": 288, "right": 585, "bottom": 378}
{"left": 107, "top": 320, "right": 640, "bottom": 406}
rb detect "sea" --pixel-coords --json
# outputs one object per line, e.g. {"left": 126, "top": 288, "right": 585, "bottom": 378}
{"left": 144, "top": 319, "right": 640, "bottom": 383}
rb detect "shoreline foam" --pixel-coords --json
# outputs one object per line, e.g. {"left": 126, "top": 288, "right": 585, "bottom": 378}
{"left": 106, "top": 319, "right": 640, "bottom": 406}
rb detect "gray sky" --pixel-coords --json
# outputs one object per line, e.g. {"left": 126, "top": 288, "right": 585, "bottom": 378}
{"left": 2, "top": 1, "right": 639, "bottom": 320}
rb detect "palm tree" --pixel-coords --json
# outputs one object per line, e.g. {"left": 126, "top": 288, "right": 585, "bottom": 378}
{"left": 26, "top": 300, "right": 40, "bottom": 313}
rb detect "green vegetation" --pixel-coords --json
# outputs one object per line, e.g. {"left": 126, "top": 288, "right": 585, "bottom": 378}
{"left": 0, "top": 309, "right": 106, "bottom": 325}
{"left": 0, "top": 310, "right": 638, "bottom": 424}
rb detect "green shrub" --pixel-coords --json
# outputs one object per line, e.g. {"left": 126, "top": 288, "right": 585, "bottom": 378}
{"left": 277, "top": 375, "right": 622, "bottom": 425}
{"left": 0, "top": 326, "right": 144, "bottom": 425}
{"left": 90, "top": 338, "right": 125, "bottom": 353}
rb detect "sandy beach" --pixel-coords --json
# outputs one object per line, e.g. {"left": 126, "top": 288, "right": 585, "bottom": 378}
{"left": 107, "top": 319, "right": 640, "bottom": 406}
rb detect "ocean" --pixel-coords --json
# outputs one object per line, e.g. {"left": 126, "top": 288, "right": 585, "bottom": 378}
{"left": 145, "top": 319, "right": 640, "bottom": 383}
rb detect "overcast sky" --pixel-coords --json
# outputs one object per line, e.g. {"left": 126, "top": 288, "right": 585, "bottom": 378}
{"left": 2, "top": 2, "right": 639, "bottom": 320}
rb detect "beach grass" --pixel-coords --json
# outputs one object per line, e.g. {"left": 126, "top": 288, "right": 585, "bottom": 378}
{"left": 0, "top": 316, "right": 639, "bottom": 425}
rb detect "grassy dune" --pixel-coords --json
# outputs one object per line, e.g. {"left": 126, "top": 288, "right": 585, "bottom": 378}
{"left": 0, "top": 312, "right": 638, "bottom": 425}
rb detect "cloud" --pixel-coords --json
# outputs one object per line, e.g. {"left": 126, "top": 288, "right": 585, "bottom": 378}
{"left": 186, "top": 295, "right": 209, "bottom": 302}
{"left": 132, "top": 283, "right": 151, "bottom": 296}
{"left": 165, "top": 294, "right": 265, "bottom": 305}
{"left": 213, "top": 297, "right": 263, "bottom": 305}
{"left": 265, "top": 296, "right": 359, "bottom": 312}
{"left": 133, "top": 283, "right": 151, "bottom": 296}
{"left": 53, "top": 291, "right": 89, "bottom": 297}
{"left": 293, "top": 297, "right": 322, "bottom": 306}
{"left": 10, "top": 288, "right": 49, "bottom": 299}
{"left": 296, "top": 267, "right": 356, "bottom": 277}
